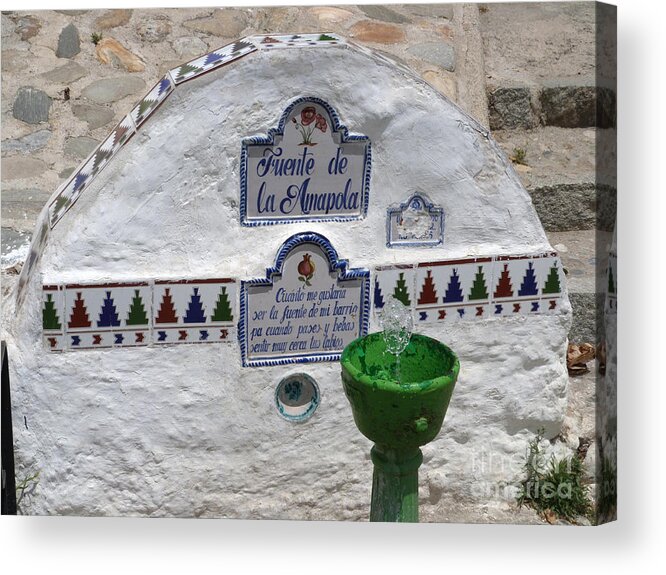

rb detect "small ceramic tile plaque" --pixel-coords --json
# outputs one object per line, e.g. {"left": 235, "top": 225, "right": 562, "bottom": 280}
{"left": 240, "top": 232, "right": 369, "bottom": 366}
{"left": 387, "top": 193, "right": 444, "bottom": 248}
{"left": 240, "top": 97, "right": 371, "bottom": 225}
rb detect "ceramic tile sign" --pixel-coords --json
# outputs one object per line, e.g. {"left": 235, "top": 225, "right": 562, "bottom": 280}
{"left": 387, "top": 193, "right": 444, "bottom": 248}
{"left": 240, "top": 97, "right": 371, "bottom": 226}
{"left": 240, "top": 232, "right": 370, "bottom": 367}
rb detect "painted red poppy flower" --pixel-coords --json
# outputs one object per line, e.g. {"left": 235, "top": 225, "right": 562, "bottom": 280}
{"left": 315, "top": 114, "right": 327, "bottom": 132}
{"left": 300, "top": 106, "right": 317, "bottom": 126}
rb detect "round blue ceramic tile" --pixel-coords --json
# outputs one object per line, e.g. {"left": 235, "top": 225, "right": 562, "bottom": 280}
{"left": 275, "top": 373, "right": 320, "bottom": 422}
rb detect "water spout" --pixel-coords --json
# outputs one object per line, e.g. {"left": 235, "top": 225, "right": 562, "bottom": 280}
{"left": 380, "top": 296, "right": 413, "bottom": 383}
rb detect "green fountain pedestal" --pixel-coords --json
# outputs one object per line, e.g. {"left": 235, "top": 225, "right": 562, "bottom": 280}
{"left": 340, "top": 332, "right": 460, "bottom": 522}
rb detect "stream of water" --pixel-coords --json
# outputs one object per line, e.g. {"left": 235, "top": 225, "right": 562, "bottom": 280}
{"left": 380, "top": 296, "right": 413, "bottom": 383}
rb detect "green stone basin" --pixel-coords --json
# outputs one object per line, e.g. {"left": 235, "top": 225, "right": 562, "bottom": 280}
{"left": 340, "top": 332, "right": 460, "bottom": 451}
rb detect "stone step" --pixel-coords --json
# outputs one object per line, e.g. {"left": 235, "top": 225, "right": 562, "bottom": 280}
{"left": 567, "top": 292, "right": 604, "bottom": 344}
{"left": 547, "top": 230, "right": 612, "bottom": 294}
{"left": 487, "top": 82, "right": 615, "bottom": 131}
{"left": 545, "top": 229, "right": 613, "bottom": 344}
{"left": 493, "top": 127, "right": 616, "bottom": 232}
{"left": 480, "top": 2, "right": 615, "bottom": 131}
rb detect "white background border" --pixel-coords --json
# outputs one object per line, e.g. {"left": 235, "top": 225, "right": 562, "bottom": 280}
{"left": 2, "top": 0, "right": 662, "bottom": 573}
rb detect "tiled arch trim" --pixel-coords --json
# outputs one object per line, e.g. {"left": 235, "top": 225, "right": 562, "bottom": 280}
{"left": 47, "top": 34, "right": 347, "bottom": 231}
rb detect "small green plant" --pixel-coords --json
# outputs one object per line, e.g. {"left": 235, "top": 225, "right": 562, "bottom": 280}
{"left": 90, "top": 32, "right": 103, "bottom": 45}
{"left": 15, "top": 470, "right": 40, "bottom": 514}
{"left": 510, "top": 147, "right": 527, "bottom": 165}
{"left": 517, "top": 428, "right": 592, "bottom": 523}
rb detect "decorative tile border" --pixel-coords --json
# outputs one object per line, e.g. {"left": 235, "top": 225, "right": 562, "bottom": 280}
{"left": 153, "top": 279, "right": 236, "bottom": 345}
{"left": 130, "top": 74, "right": 174, "bottom": 127}
{"left": 374, "top": 252, "right": 565, "bottom": 322}
{"left": 64, "top": 281, "right": 153, "bottom": 349}
{"left": 43, "top": 251, "right": 564, "bottom": 351}
{"left": 246, "top": 33, "right": 343, "bottom": 50}
{"left": 415, "top": 257, "right": 495, "bottom": 322}
{"left": 168, "top": 38, "right": 256, "bottom": 84}
{"left": 42, "top": 279, "right": 236, "bottom": 352}
{"left": 48, "top": 114, "right": 135, "bottom": 229}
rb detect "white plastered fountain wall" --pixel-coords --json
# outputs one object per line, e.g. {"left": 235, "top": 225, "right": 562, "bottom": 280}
{"left": 6, "top": 39, "right": 572, "bottom": 519}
